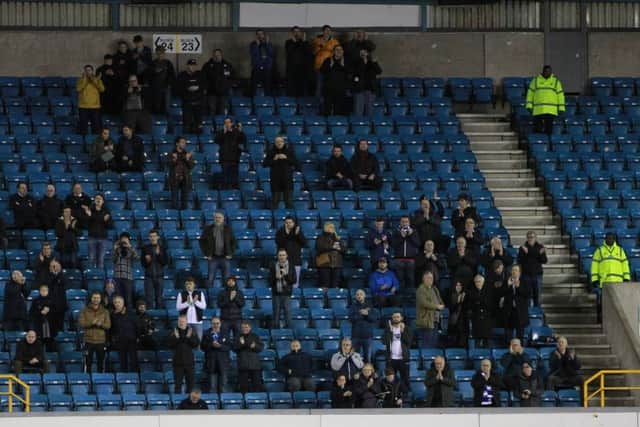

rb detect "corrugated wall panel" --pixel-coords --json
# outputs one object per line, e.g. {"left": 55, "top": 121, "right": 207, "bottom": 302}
{"left": 120, "top": 2, "right": 231, "bottom": 29}
{"left": 587, "top": 1, "right": 640, "bottom": 29}
{"left": 427, "top": 0, "right": 540, "bottom": 30}
{"left": 550, "top": 1, "right": 580, "bottom": 29}
{"left": 0, "top": 1, "right": 109, "bottom": 28}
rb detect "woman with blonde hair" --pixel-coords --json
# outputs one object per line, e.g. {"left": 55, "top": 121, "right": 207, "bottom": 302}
{"left": 353, "top": 363, "right": 378, "bottom": 408}
{"left": 315, "top": 222, "right": 345, "bottom": 288}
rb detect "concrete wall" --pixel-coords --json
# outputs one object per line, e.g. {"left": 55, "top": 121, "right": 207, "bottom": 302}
{"left": 589, "top": 33, "right": 640, "bottom": 77}
{"left": 603, "top": 283, "right": 640, "bottom": 405}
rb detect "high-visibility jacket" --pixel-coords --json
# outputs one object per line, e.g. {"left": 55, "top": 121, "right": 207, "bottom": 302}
{"left": 525, "top": 74, "right": 565, "bottom": 116}
{"left": 590, "top": 242, "right": 631, "bottom": 287}
{"left": 76, "top": 75, "right": 104, "bottom": 109}
{"left": 312, "top": 36, "right": 340, "bottom": 71}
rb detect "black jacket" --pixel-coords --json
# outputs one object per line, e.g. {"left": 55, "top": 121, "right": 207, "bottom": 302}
{"left": 167, "top": 149, "right": 195, "bottom": 190}
{"left": 115, "top": 135, "right": 145, "bottom": 172}
{"left": 166, "top": 327, "right": 200, "bottom": 366}
{"left": 517, "top": 242, "right": 548, "bottom": 276}
{"left": 177, "top": 70, "right": 205, "bottom": 104}
{"left": 55, "top": 217, "right": 79, "bottom": 252}
{"left": 447, "top": 248, "right": 478, "bottom": 289}
{"left": 352, "top": 374, "right": 377, "bottom": 408}
{"left": 549, "top": 348, "right": 581, "bottom": 377}
{"left": 331, "top": 383, "right": 355, "bottom": 408}
{"left": 410, "top": 207, "right": 444, "bottom": 246}
{"left": 217, "top": 287, "right": 245, "bottom": 321}
{"left": 414, "top": 252, "right": 445, "bottom": 286}
{"left": 471, "top": 370, "right": 501, "bottom": 407}
{"left": 501, "top": 278, "right": 531, "bottom": 328}
{"left": 262, "top": 144, "right": 300, "bottom": 192}
{"left": 177, "top": 398, "right": 208, "bottom": 410}
{"left": 202, "top": 58, "right": 233, "bottom": 96}
{"left": 199, "top": 223, "right": 236, "bottom": 258}
{"left": 233, "top": 332, "right": 264, "bottom": 371}
{"left": 14, "top": 339, "right": 45, "bottom": 365}
{"left": 275, "top": 226, "right": 307, "bottom": 266}
{"left": 351, "top": 59, "right": 381, "bottom": 93}
{"left": 374, "top": 378, "right": 406, "bottom": 408}
{"left": 214, "top": 129, "right": 246, "bottom": 163}
{"left": 33, "top": 254, "right": 54, "bottom": 285}
{"left": 38, "top": 195, "right": 64, "bottom": 230}
{"left": 500, "top": 351, "right": 532, "bottom": 380}
{"left": 201, "top": 327, "right": 231, "bottom": 373}
{"left": 65, "top": 193, "right": 92, "bottom": 228}
{"left": 344, "top": 39, "right": 376, "bottom": 68}
{"left": 350, "top": 150, "right": 380, "bottom": 179}
{"left": 481, "top": 248, "right": 513, "bottom": 272}
{"left": 285, "top": 39, "right": 312, "bottom": 77}
{"left": 516, "top": 372, "right": 543, "bottom": 407}
{"left": 269, "top": 262, "right": 296, "bottom": 297}
{"left": 87, "top": 206, "right": 113, "bottom": 239}
{"left": 425, "top": 362, "right": 457, "bottom": 407}
{"left": 349, "top": 301, "right": 378, "bottom": 340}
{"left": 10, "top": 193, "right": 39, "bottom": 229}
{"left": 141, "top": 243, "right": 169, "bottom": 279}
{"left": 146, "top": 58, "right": 175, "bottom": 90}
{"left": 110, "top": 308, "right": 140, "bottom": 347}
{"left": 326, "top": 155, "right": 353, "bottom": 180}
{"left": 29, "top": 295, "right": 54, "bottom": 338}
{"left": 382, "top": 326, "right": 413, "bottom": 362}
{"left": 321, "top": 57, "right": 350, "bottom": 96}
{"left": 456, "top": 230, "right": 484, "bottom": 257}
{"left": 277, "top": 350, "right": 313, "bottom": 378}
{"left": 3, "top": 280, "right": 27, "bottom": 321}
{"left": 451, "top": 206, "right": 482, "bottom": 233}
{"left": 467, "top": 285, "right": 494, "bottom": 340}
{"left": 44, "top": 271, "right": 68, "bottom": 316}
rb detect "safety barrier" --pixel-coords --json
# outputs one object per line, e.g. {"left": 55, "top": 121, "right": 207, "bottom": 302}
{"left": 583, "top": 369, "right": 640, "bottom": 407}
{"left": 0, "top": 375, "right": 30, "bottom": 413}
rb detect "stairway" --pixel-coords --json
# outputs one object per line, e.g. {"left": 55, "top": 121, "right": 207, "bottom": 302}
{"left": 459, "top": 113, "right": 634, "bottom": 406}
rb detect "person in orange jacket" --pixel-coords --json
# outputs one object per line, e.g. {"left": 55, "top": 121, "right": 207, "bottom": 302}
{"left": 311, "top": 25, "right": 340, "bottom": 98}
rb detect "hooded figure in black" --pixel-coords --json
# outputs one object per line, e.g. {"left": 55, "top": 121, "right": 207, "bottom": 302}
{"left": 43, "top": 260, "right": 68, "bottom": 339}
{"left": 96, "top": 54, "right": 121, "bottom": 115}
{"left": 3, "top": 271, "right": 28, "bottom": 331}
{"left": 202, "top": 48, "right": 233, "bottom": 116}
{"left": 10, "top": 182, "right": 39, "bottom": 230}
{"left": 177, "top": 59, "right": 205, "bottom": 134}
{"left": 320, "top": 45, "right": 350, "bottom": 116}
{"left": 350, "top": 139, "right": 381, "bottom": 191}
{"left": 262, "top": 136, "right": 300, "bottom": 209}
{"left": 285, "top": 26, "right": 313, "bottom": 97}
{"left": 351, "top": 49, "right": 382, "bottom": 117}
{"left": 146, "top": 47, "right": 176, "bottom": 114}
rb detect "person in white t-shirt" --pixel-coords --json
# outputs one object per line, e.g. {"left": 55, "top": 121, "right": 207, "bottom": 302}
{"left": 382, "top": 311, "right": 413, "bottom": 390}
{"left": 176, "top": 277, "right": 207, "bottom": 341}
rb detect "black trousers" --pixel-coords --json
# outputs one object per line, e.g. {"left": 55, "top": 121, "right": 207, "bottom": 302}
{"left": 286, "top": 71, "right": 308, "bottom": 97}
{"left": 78, "top": 108, "right": 102, "bottom": 135}
{"left": 174, "top": 364, "right": 195, "bottom": 393}
{"left": 238, "top": 369, "right": 263, "bottom": 393}
{"left": 251, "top": 68, "right": 273, "bottom": 96}
{"left": 170, "top": 179, "right": 191, "bottom": 210}
{"left": 84, "top": 342, "right": 106, "bottom": 373}
{"left": 534, "top": 114, "right": 555, "bottom": 135}
{"left": 183, "top": 103, "right": 203, "bottom": 134}
{"left": 271, "top": 190, "right": 292, "bottom": 209}
{"left": 323, "top": 93, "right": 348, "bottom": 116}
{"left": 387, "top": 359, "right": 410, "bottom": 390}
{"left": 117, "top": 340, "right": 138, "bottom": 372}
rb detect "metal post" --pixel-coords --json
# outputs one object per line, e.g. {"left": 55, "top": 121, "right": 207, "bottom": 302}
{"left": 232, "top": 0, "right": 240, "bottom": 32}
{"left": 600, "top": 373, "right": 605, "bottom": 407}
{"left": 8, "top": 378, "right": 12, "bottom": 413}
{"left": 420, "top": 3, "right": 428, "bottom": 32}
{"left": 111, "top": 2, "right": 121, "bottom": 31}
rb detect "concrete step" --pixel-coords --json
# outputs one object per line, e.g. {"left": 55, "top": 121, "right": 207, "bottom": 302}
{"left": 465, "top": 132, "right": 518, "bottom": 142}
{"left": 542, "top": 264, "right": 579, "bottom": 274}
{"left": 485, "top": 177, "right": 536, "bottom": 188}
{"left": 542, "top": 273, "right": 584, "bottom": 285}
{"left": 541, "top": 283, "right": 590, "bottom": 295}
{"left": 498, "top": 206, "right": 552, "bottom": 216}
{"left": 560, "top": 333, "right": 609, "bottom": 346}
{"left": 501, "top": 216, "right": 556, "bottom": 227}
{"left": 580, "top": 353, "right": 620, "bottom": 366}
{"left": 491, "top": 188, "right": 545, "bottom": 198}
{"left": 470, "top": 140, "right": 520, "bottom": 151}
{"left": 573, "top": 344, "right": 613, "bottom": 355}
{"left": 509, "top": 233, "right": 566, "bottom": 245}
{"left": 544, "top": 311, "right": 598, "bottom": 323}
{"left": 550, "top": 323, "right": 602, "bottom": 334}
{"left": 457, "top": 113, "right": 509, "bottom": 121}
{"left": 473, "top": 150, "right": 527, "bottom": 161}
{"left": 461, "top": 122, "right": 512, "bottom": 133}
{"left": 480, "top": 169, "right": 535, "bottom": 179}
{"left": 493, "top": 196, "right": 546, "bottom": 207}
{"left": 586, "top": 395, "right": 636, "bottom": 406}
{"left": 542, "top": 303, "right": 596, "bottom": 313}
{"left": 477, "top": 158, "right": 529, "bottom": 169}
{"left": 541, "top": 293, "right": 596, "bottom": 304}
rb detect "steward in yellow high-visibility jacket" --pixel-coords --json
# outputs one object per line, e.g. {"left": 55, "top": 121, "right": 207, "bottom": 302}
{"left": 525, "top": 65, "right": 565, "bottom": 135}
{"left": 590, "top": 233, "right": 631, "bottom": 288}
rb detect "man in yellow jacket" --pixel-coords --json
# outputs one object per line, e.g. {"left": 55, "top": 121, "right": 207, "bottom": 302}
{"left": 525, "top": 65, "right": 565, "bottom": 136}
{"left": 76, "top": 64, "right": 105, "bottom": 135}
{"left": 312, "top": 25, "right": 340, "bottom": 98}
{"left": 591, "top": 232, "right": 631, "bottom": 320}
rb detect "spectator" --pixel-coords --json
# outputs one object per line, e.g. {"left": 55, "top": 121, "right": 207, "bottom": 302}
{"left": 447, "top": 281, "right": 468, "bottom": 348}
{"left": 200, "top": 211, "right": 236, "bottom": 288}
{"left": 136, "top": 300, "right": 158, "bottom": 350}
{"left": 115, "top": 124, "right": 145, "bottom": 172}
{"left": 547, "top": 336, "right": 583, "bottom": 391}
{"left": 591, "top": 232, "right": 630, "bottom": 319}
{"left": 365, "top": 216, "right": 392, "bottom": 268}
{"left": 414, "top": 240, "right": 445, "bottom": 290}
{"left": 270, "top": 249, "right": 295, "bottom": 329}
{"left": 33, "top": 242, "right": 55, "bottom": 284}
{"left": 330, "top": 338, "right": 364, "bottom": 380}
{"left": 516, "top": 362, "right": 543, "bottom": 407}
{"left": 141, "top": 229, "right": 169, "bottom": 309}
{"left": 275, "top": 216, "right": 307, "bottom": 288}
{"left": 349, "top": 289, "right": 379, "bottom": 363}
{"left": 278, "top": 340, "right": 316, "bottom": 392}
{"left": 526, "top": 65, "right": 565, "bottom": 136}
{"left": 177, "top": 59, "right": 205, "bottom": 134}
{"left": 76, "top": 64, "right": 104, "bottom": 135}
{"left": 468, "top": 275, "right": 493, "bottom": 348}
{"left": 451, "top": 193, "right": 481, "bottom": 234}
{"left": 113, "top": 40, "right": 134, "bottom": 85}
{"left": 315, "top": 222, "right": 345, "bottom": 288}
{"left": 38, "top": 184, "right": 64, "bottom": 231}
{"left": 177, "top": 389, "right": 208, "bottom": 410}
{"left": 285, "top": 26, "right": 313, "bottom": 97}
{"left": 214, "top": 117, "right": 247, "bottom": 190}
{"left": 472, "top": 359, "right": 501, "bottom": 407}
{"left": 65, "top": 182, "right": 92, "bottom": 229}
{"left": 312, "top": 25, "right": 340, "bottom": 98}
{"left": 110, "top": 295, "right": 139, "bottom": 372}
{"left": 78, "top": 291, "right": 111, "bottom": 373}
{"left": 486, "top": 259, "right": 506, "bottom": 292}
{"left": 331, "top": 374, "right": 354, "bottom": 409}
{"left": 43, "top": 260, "right": 68, "bottom": 337}
{"left": 234, "top": 321, "right": 265, "bottom": 393}
{"left": 382, "top": 312, "right": 412, "bottom": 390}
{"left": 320, "top": 46, "right": 349, "bottom": 116}
{"left": 102, "top": 278, "right": 118, "bottom": 312}
{"left": 390, "top": 215, "right": 421, "bottom": 290}
{"left": 201, "top": 317, "right": 230, "bottom": 394}
{"left": 325, "top": 144, "right": 353, "bottom": 190}
{"left": 249, "top": 29, "right": 274, "bottom": 96}
{"left": 167, "top": 315, "right": 200, "bottom": 394}
{"left": 3, "top": 270, "right": 28, "bottom": 331}
{"left": 411, "top": 194, "right": 446, "bottom": 253}
{"left": 217, "top": 276, "right": 245, "bottom": 338}
{"left": 481, "top": 236, "right": 513, "bottom": 272}
{"left": 344, "top": 30, "right": 376, "bottom": 68}
{"left": 374, "top": 366, "right": 406, "bottom": 408}
{"left": 29, "top": 284, "right": 56, "bottom": 351}
{"left": 501, "top": 264, "right": 531, "bottom": 344}
{"left": 369, "top": 257, "right": 400, "bottom": 308}
{"left": 263, "top": 136, "right": 300, "bottom": 209}
{"left": 202, "top": 48, "right": 233, "bottom": 116}
{"left": 55, "top": 206, "right": 80, "bottom": 269}
{"left": 87, "top": 194, "right": 113, "bottom": 269}
{"left": 517, "top": 230, "right": 548, "bottom": 307}
{"left": 167, "top": 136, "right": 195, "bottom": 210}
{"left": 112, "top": 231, "right": 139, "bottom": 309}
{"left": 500, "top": 338, "right": 531, "bottom": 391}
{"left": 351, "top": 49, "right": 381, "bottom": 117}
{"left": 425, "top": 355, "right": 456, "bottom": 408}
{"left": 447, "top": 236, "right": 478, "bottom": 290}
{"left": 416, "top": 271, "right": 444, "bottom": 348}
{"left": 10, "top": 182, "right": 39, "bottom": 230}
{"left": 146, "top": 46, "right": 175, "bottom": 115}
{"left": 176, "top": 277, "right": 207, "bottom": 341}
{"left": 12, "top": 330, "right": 48, "bottom": 374}
{"left": 89, "top": 128, "right": 116, "bottom": 172}
{"left": 122, "top": 74, "right": 151, "bottom": 134}
{"left": 131, "top": 35, "right": 152, "bottom": 82}
{"left": 350, "top": 139, "right": 381, "bottom": 191}
{"left": 457, "top": 217, "right": 483, "bottom": 257}
{"left": 96, "top": 54, "right": 120, "bottom": 115}
{"left": 353, "top": 363, "right": 378, "bottom": 408}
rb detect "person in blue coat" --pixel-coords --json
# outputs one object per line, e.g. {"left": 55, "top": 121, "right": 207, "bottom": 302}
{"left": 349, "top": 289, "right": 379, "bottom": 362}
{"left": 249, "top": 29, "right": 274, "bottom": 96}
{"left": 369, "top": 258, "right": 400, "bottom": 308}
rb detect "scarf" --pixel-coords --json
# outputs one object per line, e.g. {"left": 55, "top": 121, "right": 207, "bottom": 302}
{"left": 275, "top": 260, "right": 290, "bottom": 293}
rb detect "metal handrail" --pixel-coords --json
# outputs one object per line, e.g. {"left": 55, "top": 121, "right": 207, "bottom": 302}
{"left": 583, "top": 369, "right": 640, "bottom": 408}
{"left": 0, "top": 374, "right": 30, "bottom": 413}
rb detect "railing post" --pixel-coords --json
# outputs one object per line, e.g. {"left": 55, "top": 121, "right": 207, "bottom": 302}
{"left": 25, "top": 380, "right": 30, "bottom": 413}
{"left": 600, "top": 373, "right": 605, "bottom": 407}
{"left": 111, "top": 1, "right": 121, "bottom": 31}
{"left": 8, "top": 378, "right": 13, "bottom": 413}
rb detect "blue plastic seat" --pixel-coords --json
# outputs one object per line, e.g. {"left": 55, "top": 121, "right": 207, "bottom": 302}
{"left": 293, "top": 391, "right": 317, "bottom": 409}
{"left": 220, "top": 392, "right": 245, "bottom": 410}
